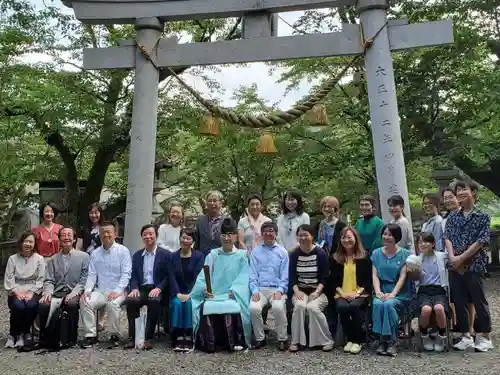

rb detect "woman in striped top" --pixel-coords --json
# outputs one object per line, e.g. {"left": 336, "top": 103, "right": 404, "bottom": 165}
{"left": 288, "top": 224, "right": 333, "bottom": 352}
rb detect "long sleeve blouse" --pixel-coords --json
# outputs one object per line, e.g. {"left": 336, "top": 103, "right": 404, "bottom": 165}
{"left": 4, "top": 253, "right": 45, "bottom": 295}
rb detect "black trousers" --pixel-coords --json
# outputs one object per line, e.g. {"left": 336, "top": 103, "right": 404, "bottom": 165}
{"left": 450, "top": 271, "right": 491, "bottom": 333}
{"left": 126, "top": 285, "right": 162, "bottom": 340}
{"left": 38, "top": 297, "right": 80, "bottom": 344}
{"left": 335, "top": 297, "right": 367, "bottom": 343}
{"left": 7, "top": 295, "right": 40, "bottom": 336}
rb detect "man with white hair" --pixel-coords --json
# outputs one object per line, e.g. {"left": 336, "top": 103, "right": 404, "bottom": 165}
{"left": 194, "top": 190, "right": 228, "bottom": 256}
{"left": 39, "top": 227, "right": 90, "bottom": 349}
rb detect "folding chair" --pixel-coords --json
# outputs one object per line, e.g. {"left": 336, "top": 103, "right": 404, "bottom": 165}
{"left": 336, "top": 297, "right": 372, "bottom": 346}
{"left": 400, "top": 297, "right": 419, "bottom": 349}
{"left": 415, "top": 288, "right": 453, "bottom": 353}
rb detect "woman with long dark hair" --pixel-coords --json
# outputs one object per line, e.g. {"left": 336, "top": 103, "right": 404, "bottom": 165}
{"left": 78, "top": 202, "right": 104, "bottom": 254}
{"left": 328, "top": 227, "right": 371, "bottom": 354}
{"left": 276, "top": 189, "right": 310, "bottom": 251}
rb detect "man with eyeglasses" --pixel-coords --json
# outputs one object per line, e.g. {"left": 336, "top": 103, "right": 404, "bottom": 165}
{"left": 249, "top": 222, "right": 289, "bottom": 351}
{"left": 194, "top": 191, "right": 228, "bottom": 256}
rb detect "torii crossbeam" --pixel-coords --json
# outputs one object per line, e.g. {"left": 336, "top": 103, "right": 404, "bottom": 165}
{"left": 62, "top": 0, "right": 454, "bottom": 252}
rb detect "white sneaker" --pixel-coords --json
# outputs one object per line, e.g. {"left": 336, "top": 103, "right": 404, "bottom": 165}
{"left": 422, "top": 334, "right": 434, "bottom": 351}
{"left": 474, "top": 336, "right": 494, "bottom": 352}
{"left": 233, "top": 345, "right": 244, "bottom": 351}
{"left": 4, "top": 336, "right": 15, "bottom": 348}
{"left": 454, "top": 336, "right": 474, "bottom": 351}
{"left": 14, "top": 336, "right": 24, "bottom": 348}
{"left": 434, "top": 335, "right": 446, "bottom": 352}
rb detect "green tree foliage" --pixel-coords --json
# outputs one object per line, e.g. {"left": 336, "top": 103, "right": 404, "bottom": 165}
{"left": 1, "top": 0, "right": 242, "bottom": 228}
{"left": 2, "top": 0, "right": 500, "bottom": 231}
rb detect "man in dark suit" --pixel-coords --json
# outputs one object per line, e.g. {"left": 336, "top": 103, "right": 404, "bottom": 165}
{"left": 124, "top": 224, "right": 170, "bottom": 349}
{"left": 194, "top": 190, "right": 228, "bottom": 256}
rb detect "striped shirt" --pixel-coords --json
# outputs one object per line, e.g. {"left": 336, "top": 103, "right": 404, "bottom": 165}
{"left": 289, "top": 246, "right": 328, "bottom": 294}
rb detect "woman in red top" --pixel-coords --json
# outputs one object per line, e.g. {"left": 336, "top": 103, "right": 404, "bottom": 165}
{"left": 32, "top": 202, "right": 62, "bottom": 261}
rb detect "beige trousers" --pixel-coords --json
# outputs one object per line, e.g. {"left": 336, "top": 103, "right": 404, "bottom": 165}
{"left": 291, "top": 293, "right": 332, "bottom": 347}
{"left": 249, "top": 288, "right": 288, "bottom": 342}
{"left": 80, "top": 290, "right": 125, "bottom": 337}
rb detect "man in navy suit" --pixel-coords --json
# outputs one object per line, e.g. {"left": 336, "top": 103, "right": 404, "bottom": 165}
{"left": 124, "top": 224, "right": 170, "bottom": 349}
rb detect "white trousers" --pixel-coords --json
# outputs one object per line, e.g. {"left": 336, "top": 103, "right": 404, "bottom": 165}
{"left": 249, "top": 288, "right": 288, "bottom": 342}
{"left": 80, "top": 290, "right": 125, "bottom": 337}
{"left": 291, "top": 293, "right": 332, "bottom": 347}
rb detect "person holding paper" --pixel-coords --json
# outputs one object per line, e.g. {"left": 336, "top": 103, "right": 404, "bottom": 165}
{"left": 191, "top": 218, "right": 251, "bottom": 353}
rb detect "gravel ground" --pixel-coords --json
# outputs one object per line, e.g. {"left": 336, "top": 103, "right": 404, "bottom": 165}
{"left": 0, "top": 276, "right": 499, "bottom": 375}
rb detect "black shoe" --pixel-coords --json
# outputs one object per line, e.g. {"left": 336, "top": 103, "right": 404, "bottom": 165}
{"left": 183, "top": 337, "right": 193, "bottom": 352}
{"left": 61, "top": 342, "right": 77, "bottom": 350}
{"left": 107, "top": 335, "right": 120, "bottom": 349}
{"left": 80, "top": 337, "right": 98, "bottom": 348}
{"left": 386, "top": 341, "right": 398, "bottom": 357}
{"left": 123, "top": 340, "right": 135, "bottom": 350}
{"left": 253, "top": 339, "right": 266, "bottom": 349}
{"left": 376, "top": 342, "right": 387, "bottom": 355}
{"left": 278, "top": 341, "right": 288, "bottom": 351}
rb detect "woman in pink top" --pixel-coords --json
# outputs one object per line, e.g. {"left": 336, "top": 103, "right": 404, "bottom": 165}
{"left": 32, "top": 202, "right": 62, "bottom": 260}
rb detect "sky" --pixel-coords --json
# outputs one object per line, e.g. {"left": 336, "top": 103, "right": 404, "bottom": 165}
{"left": 31, "top": 0, "right": 313, "bottom": 110}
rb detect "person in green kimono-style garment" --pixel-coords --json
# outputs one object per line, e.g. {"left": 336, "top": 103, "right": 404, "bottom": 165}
{"left": 191, "top": 218, "right": 251, "bottom": 353}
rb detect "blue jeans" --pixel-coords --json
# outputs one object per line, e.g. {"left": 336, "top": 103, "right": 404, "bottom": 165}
{"left": 8, "top": 295, "right": 40, "bottom": 336}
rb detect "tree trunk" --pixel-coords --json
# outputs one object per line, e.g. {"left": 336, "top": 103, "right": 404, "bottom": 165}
{"left": 453, "top": 156, "right": 500, "bottom": 198}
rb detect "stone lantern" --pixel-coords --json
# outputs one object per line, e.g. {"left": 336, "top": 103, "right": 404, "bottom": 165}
{"left": 152, "top": 158, "right": 172, "bottom": 221}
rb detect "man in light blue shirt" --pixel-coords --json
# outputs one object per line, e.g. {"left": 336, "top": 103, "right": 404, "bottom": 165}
{"left": 80, "top": 221, "right": 132, "bottom": 348}
{"left": 249, "top": 221, "right": 289, "bottom": 350}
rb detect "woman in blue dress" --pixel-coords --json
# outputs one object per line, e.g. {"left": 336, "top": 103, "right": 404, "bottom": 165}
{"left": 371, "top": 223, "right": 411, "bottom": 356}
{"left": 169, "top": 227, "right": 204, "bottom": 351}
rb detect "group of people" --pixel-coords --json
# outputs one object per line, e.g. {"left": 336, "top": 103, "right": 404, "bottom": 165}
{"left": 2, "top": 179, "right": 493, "bottom": 355}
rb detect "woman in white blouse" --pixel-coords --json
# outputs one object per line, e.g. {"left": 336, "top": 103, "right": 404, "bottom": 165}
{"left": 158, "top": 203, "right": 184, "bottom": 251}
{"left": 276, "top": 189, "right": 310, "bottom": 251}
{"left": 4, "top": 231, "right": 45, "bottom": 348}
{"left": 237, "top": 194, "right": 271, "bottom": 252}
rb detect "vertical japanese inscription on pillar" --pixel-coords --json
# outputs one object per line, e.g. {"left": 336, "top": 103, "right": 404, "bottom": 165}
{"left": 374, "top": 65, "right": 399, "bottom": 195}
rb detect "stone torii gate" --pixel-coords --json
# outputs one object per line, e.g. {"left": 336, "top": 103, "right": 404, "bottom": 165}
{"left": 63, "top": 0, "right": 453, "bottom": 252}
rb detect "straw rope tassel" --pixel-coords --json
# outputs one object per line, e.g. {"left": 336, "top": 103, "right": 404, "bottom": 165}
{"left": 200, "top": 113, "right": 220, "bottom": 136}
{"left": 306, "top": 103, "right": 329, "bottom": 126}
{"left": 256, "top": 133, "right": 278, "bottom": 154}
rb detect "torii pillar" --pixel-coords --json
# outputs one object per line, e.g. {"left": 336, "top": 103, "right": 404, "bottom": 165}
{"left": 123, "top": 17, "right": 163, "bottom": 251}
{"left": 358, "top": 0, "right": 413, "bottom": 233}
